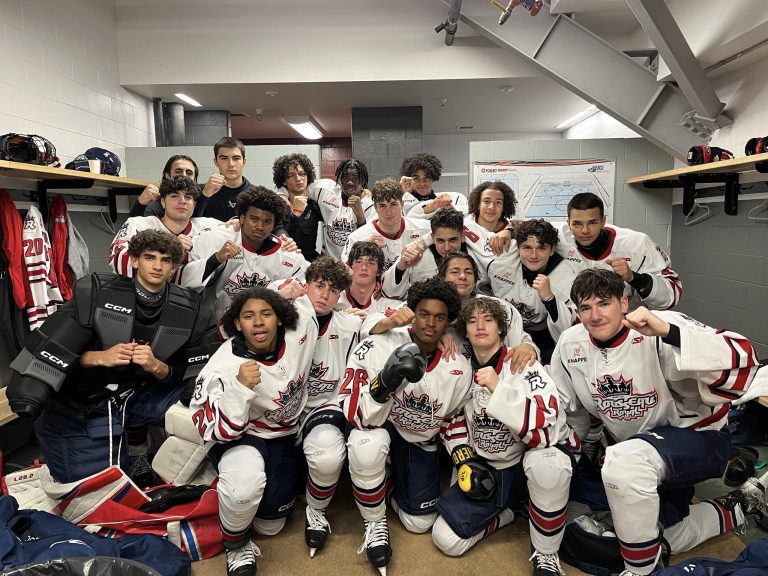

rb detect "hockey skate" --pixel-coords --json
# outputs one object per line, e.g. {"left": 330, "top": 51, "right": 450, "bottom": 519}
{"left": 305, "top": 505, "right": 331, "bottom": 558}
{"left": 530, "top": 550, "right": 566, "bottom": 576}
{"left": 358, "top": 517, "right": 391, "bottom": 576}
{"left": 725, "top": 469, "right": 768, "bottom": 528}
{"left": 226, "top": 541, "right": 260, "bottom": 576}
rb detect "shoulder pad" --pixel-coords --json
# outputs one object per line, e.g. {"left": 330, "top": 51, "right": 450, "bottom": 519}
{"left": 73, "top": 273, "right": 133, "bottom": 327}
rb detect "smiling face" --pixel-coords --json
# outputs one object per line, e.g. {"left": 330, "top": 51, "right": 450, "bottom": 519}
{"left": 411, "top": 298, "right": 449, "bottom": 351}
{"left": 234, "top": 298, "right": 281, "bottom": 354}
{"left": 306, "top": 278, "right": 341, "bottom": 316}
{"left": 517, "top": 235, "right": 554, "bottom": 273}
{"left": 240, "top": 206, "right": 275, "bottom": 248}
{"left": 568, "top": 207, "right": 606, "bottom": 247}
{"left": 340, "top": 168, "right": 363, "bottom": 197}
{"left": 131, "top": 250, "right": 174, "bottom": 292}
{"left": 442, "top": 256, "right": 476, "bottom": 300}
{"left": 477, "top": 188, "right": 505, "bottom": 229}
{"left": 432, "top": 227, "right": 463, "bottom": 257}
{"left": 465, "top": 307, "right": 502, "bottom": 352}
{"left": 410, "top": 169, "right": 433, "bottom": 198}
{"left": 374, "top": 198, "right": 403, "bottom": 228}
{"left": 214, "top": 146, "right": 245, "bottom": 183}
{"left": 576, "top": 294, "right": 628, "bottom": 342}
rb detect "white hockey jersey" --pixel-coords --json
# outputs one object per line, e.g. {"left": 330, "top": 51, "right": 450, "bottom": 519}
{"left": 340, "top": 217, "right": 430, "bottom": 271}
{"left": 487, "top": 247, "right": 578, "bottom": 340}
{"left": 23, "top": 206, "right": 63, "bottom": 329}
{"left": 190, "top": 296, "right": 319, "bottom": 444}
{"left": 551, "top": 311, "right": 759, "bottom": 443}
{"left": 462, "top": 215, "right": 510, "bottom": 293}
{"left": 109, "top": 215, "right": 221, "bottom": 277}
{"left": 340, "top": 328, "right": 473, "bottom": 445}
{"left": 405, "top": 192, "right": 469, "bottom": 217}
{"left": 381, "top": 244, "right": 443, "bottom": 300}
{"left": 455, "top": 295, "right": 538, "bottom": 359}
{"left": 178, "top": 228, "right": 308, "bottom": 319}
{"left": 557, "top": 223, "right": 682, "bottom": 310}
{"left": 335, "top": 288, "right": 402, "bottom": 315}
{"left": 442, "top": 350, "right": 570, "bottom": 469}
{"left": 307, "top": 179, "right": 375, "bottom": 261}
{"left": 305, "top": 309, "right": 364, "bottom": 412}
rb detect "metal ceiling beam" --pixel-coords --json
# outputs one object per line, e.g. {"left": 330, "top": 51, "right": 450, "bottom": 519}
{"left": 625, "top": 0, "right": 727, "bottom": 123}
{"left": 435, "top": 0, "right": 721, "bottom": 160}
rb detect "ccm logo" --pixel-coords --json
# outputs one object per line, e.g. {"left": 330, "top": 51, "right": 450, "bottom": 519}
{"left": 105, "top": 303, "right": 132, "bottom": 314}
{"left": 188, "top": 355, "right": 210, "bottom": 363}
{"left": 40, "top": 351, "right": 68, "bottom": 368}
{"left": 419, "top": 498, "right": 438, "bottom": 509}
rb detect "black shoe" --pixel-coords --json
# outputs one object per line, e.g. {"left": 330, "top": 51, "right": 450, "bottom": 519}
{"left": 305, "top": 505, "right": 331, "bottom": 557}
{"left": 358, "top": 517, "right": 391, "bottom": 575}
{"left": 128, "top": 454, "right": 154, "bottom": 488}
{"left": 226, "top": 541, "right": 260, "bottom": 576}
{"left": 530, "top": 550, "right": 565, "bottom": 576}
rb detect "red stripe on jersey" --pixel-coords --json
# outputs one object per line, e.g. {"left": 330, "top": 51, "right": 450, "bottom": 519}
{"left": 691, "top": 403, "right": 730, "bottom": 429}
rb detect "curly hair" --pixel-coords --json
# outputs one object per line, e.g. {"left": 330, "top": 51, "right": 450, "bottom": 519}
{"left": 438, "top": 252, "right": 479, "bottom": 285}
{"left": 456, "top": 297, "right": 509, "bottom": 342}
{"left": 159, "top": 175, "right": 200, "bottom": 200}
{"left": 371, "top": 178, "right": 404, "bottom": 205}
{"left": 127, "top": 229, "right": 184, "bottom": 266}
{"left": 400, "top": 152, "right": 442, "bottom": 181}
{"left": 214, "top": 136, "right": 245, "bottom": 158}
{"left": 567, "top": 192, "right": 604, "bottom": 218}
{"left": 236, "top": 186, "right": 287, "bottom": 222}
{"left": 220, "top": 287, "right": 299, "bottom": 337}
{"left": 346, "top": 241, "right": 385, "bottom": 275}
{"left": 570, "top": 268, "right": 625, "bottom": 306}
{"left": 306, "top": 255, "right": 352, "bottom": 292}
{"left": 431, "top": 207, "right": 465, "bottom": 233}
{"left": 161, "top": 154, "right": 199, "bottom": 181}
{"left": 468, "top": 181, "right": 517, "bottom": 219}
{"left": 514, "top": 218, "right": 558, "bottom": 248}
{"left": 335, "top": 158, "right": 369, "bottom": 188}
{"left": 272, "top": 153, "right": 316, "bottom": 189}
{"left": 406, "top": 276, "right": 462, "bottom": 322}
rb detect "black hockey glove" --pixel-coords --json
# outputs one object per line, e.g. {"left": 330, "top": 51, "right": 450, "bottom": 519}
{"left": 369, "top": 342, "right": 427, "bottom": 404}
{"left": 452, "top": 444, "right": 497, "bottom": 501}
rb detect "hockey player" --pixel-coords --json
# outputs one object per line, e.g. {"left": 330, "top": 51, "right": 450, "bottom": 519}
{"left": 381, "top": 207, "right": 465, "bottom": 300}
{"left": 399, "top": 152, "right": 467, "bottom": 215}
{"left": 298, "top": 256, "right": 364, "bottom": 558}
{"left": 109, "top": 176, "right": 222, "bottom": 277}
{"left": 190, "top": 286, "right": 319, "bottom": 576}
{"left": 177, "top": 186, "right": 308, "bottom": 319}
{"left": 340, "top": 178, "right": 430, "bottom": 271}
{"left": 340, "top": 277, "right": 472, "bottom": 575}
{"left": 486, "top": 219, "right": 578, "bottom": 364}
{"left": 129, "top": 153, "right": 201, "bottom": 218}
{"left": 7, "top": 230, "right": 216, "bottom": 485}
{"left": 558, "top": 192, "right": 682, "bottom": 310}
{"left": 303, "top": 158, "right": 376, "bottom": 260}
{"left": 433, "top": 297, "right": 573, "bottom": 576}
{"left": 438, "top": 252, "right": 538, "bottom": 372}
{"left": 463, "top": 181, "right": 519, "bottom": 293}
{"left": 336, "top": 241, "right": 401, "bottom": 315}
{"left": 551, "top": 268, "right": 759, "bottom": 576}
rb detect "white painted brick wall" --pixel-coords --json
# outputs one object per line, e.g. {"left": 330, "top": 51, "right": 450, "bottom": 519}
{"left": 0, "top": 0, "right": 153, "bottom": 174}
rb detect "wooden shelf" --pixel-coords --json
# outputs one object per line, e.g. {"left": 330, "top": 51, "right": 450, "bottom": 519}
{"left": 625, "top": 152, "right": 768, "bottom": 216}
{"left": 0, "top": 160, "right": 151, "bottom": 222}
{"left": 0, "top": 387, "right": 17, "bottom": 426}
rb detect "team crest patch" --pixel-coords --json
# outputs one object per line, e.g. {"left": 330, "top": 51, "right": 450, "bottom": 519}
{"left": 591, "top": 374, "right": 657, "bottom": 421}
{"left": 390, "top": 391, "right": 443, "bottom": 433}
{"left": 265, "top": 377, "right": 306, "bottom": 423}
{"left": 307, "top": 361, "right": 337, "bottom": 397}
{"left": 473, "top": 408, "right": 513, "bottom": 453}
{"left": 224, "top": 271, "right": 269, "bottom": 294}
{"left": 510, "top": 298, "right": 540, "bottom": 325}
{"left": 524, "top": 370, "right": 546, "bottom": 391}
{"left": 567, "top": 345, "right": 586, "bottom": 364}
{"left": 354, "top": 340, "right": 374, "bottom": 360}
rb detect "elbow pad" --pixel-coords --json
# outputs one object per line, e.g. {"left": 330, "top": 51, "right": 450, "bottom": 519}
{"left": 10, "top": 327, "right": 81, "bottom": 391}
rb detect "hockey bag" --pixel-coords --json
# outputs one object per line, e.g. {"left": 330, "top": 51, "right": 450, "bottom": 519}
{"left": 687, "top": 145, "right": 734, "bottom": 165}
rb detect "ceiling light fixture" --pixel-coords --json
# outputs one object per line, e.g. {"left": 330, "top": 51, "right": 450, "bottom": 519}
{"left": 284, "top": 115, "right": 323, "bottom": 140}
{"left": 174, "top": 93, "right": 202, "bottom": 107}
{"left": 498, "top": 85, "right": 514, "bottom": 93}
{"left": 555, "top": 105, "right": 599, "bottom": 130}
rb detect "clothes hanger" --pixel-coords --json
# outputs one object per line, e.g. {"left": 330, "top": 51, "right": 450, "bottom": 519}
{"left": 684, "top": 200, "right": 713, "bottom": 226}
{"left": 748, "top": 199, "right": 768, "bottom": 222}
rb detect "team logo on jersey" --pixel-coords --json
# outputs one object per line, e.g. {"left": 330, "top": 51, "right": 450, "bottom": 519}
{"left": 473, "top": 408, "right": 513, "bottom": 453}
{"left": 493, "top": 271, "right": 516, "bottom": 287}
{"left": 591, "top": 374, "right": 657, "bottom": 421}
{"left": 390, "top": 391, "right": 443, "bottom": 433}
{"left": 565, "top": 249, "right": 580, "bottom": 263}
{"left": 23, "top": 215, "right": 36, "bottom": 230}
{"left": 327, "top": 218, "right": 356, "bottom": 247}
{"left": 463, "top": 226, "right": 480, "bottom": 243}
{"left": 282, "top": 261, "right": 294, "bottom": 268}
{"left": 224, "top": 271, "right": 270, "bottom": 294}
{"left": 307, "top": 361, "right": 337, "bottom": 397}
{"left": 509, "top": 298, "right": 540, "bottom": 324}
{"left": 265, "top": 376, "right": 306, "bottom": 423}
{"left": 524, "top": 370, "right": 546, "bottom": 391}
{"left": 567, "top": 345, "right": 586, "bottom": 364}
{"left": 632, "top": 336, "right": 644, "bottom": 344}
{"left": 679, "top": 314, "right": 707, "bottom": 328}
{"left": 354, "top": 340, "right": 374, "bottom": 360}
{"left": 116, "top": 223, "right": 129, "bottom": 238}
